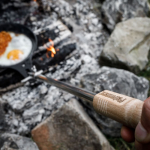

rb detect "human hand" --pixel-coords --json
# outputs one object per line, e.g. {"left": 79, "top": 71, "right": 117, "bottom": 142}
{"left": 121, "top": 97, "right": 150, "bottom": 150}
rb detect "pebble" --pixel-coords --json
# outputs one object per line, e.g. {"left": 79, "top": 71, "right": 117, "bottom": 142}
{"left": 92, "top": 18, "right": 99, "bottom": 26}
{"left": 40, "top": 85, "right": 48, "bottom": 94}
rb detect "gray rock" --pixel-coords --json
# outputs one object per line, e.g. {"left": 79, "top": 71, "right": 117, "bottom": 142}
{"left": 63, "top": 92, "right": 74, "bottom": 102}
{"left": 42, "top": 86, "right": 64, "bottom": 110}
{"left": 81, "top": 55, "right": 93, "bottom": 63}
{"left": 101, "top": 0, "right": 149, "bottom": 31}
{"left": 11, "top": 99, "right": 32, "bottom": 112}
{"left": 18, "top": 122, "right": 29, "bottom": 135}
{"left": 12, "top": 119, "right": 19, "bottom": 127}
{"left": 100, "top": 17, "right": 150, "bottom": 73}
{"left": 32, "top": 99, "right": 114, "bottom": 150}
{"left": 81, "top": 66, "right": 149, "bottom": 136}
{"left": 0, "top": 133, "right": 39, "bottom": 150}
{"left": 92, "top": 18, "right": 99, "bottom": 26}
{"left": 23, "top": 103, "right": 45, "bottom": 125}
{"left": 39, "top": 85, "right": 48, "bottom": 94}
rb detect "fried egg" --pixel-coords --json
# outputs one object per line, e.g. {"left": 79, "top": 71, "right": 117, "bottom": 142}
{"left": 0, "top": 32, "right": 32, "bottom": 66}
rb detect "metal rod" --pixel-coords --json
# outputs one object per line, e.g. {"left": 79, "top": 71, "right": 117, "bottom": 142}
{"left": 36, "top": 75, "right": 95, "bottom": 103}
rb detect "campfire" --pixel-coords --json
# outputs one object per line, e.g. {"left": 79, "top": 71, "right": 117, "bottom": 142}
{"left": 45, "top": 39, "right": 59, "bottom": 58}
{"left": 0, "top": 0, "right": 75, "bottom": 91}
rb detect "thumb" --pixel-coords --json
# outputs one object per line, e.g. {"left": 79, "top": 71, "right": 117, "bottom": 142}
{"left": 135, "top": 97, "right": 150, "bottom": 143}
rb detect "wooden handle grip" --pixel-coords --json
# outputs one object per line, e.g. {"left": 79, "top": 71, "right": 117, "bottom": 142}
{"left": 93, "top": 90, "right": 144, "bottom": 128}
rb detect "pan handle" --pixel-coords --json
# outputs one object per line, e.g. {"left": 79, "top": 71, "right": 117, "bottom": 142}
{"left": 9, "top": 58, "right": 32, "bottom": 77}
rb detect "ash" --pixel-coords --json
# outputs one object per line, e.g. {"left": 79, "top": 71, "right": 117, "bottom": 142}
{"left": 0, "top": 0, "right": 109, "bottom": 136}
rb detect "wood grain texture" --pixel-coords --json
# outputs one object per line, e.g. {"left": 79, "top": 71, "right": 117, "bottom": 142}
{"left": 93, "top": 90, "right": 144, "bottom": 128}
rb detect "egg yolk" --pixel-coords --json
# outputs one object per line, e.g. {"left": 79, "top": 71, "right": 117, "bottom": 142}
{"left": 7, "top": 50, "right": 23, "bottom": 60}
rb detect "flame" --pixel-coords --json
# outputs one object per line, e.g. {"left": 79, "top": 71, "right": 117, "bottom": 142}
{"left": 33, "top": 0, "right": 36, "bottom": 2}
{"left": 46, "top": 39, "right": 59, "bottom": 58}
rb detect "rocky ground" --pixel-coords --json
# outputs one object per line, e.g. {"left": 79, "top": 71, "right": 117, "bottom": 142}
{"left": 0, "top": 0, "right": 150, "bottom": 150}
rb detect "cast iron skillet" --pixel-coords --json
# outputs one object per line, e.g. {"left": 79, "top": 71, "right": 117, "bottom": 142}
{"left": 0, "top": 23, "right": 37, "bottom": 77}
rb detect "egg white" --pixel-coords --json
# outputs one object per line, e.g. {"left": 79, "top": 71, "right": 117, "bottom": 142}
{"left": 0, "top": 32, "right": 32, "bottom": 66}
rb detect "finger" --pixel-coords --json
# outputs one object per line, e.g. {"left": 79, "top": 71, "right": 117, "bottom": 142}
{"left": 141, "top": 97, "right": 150, "bottom": 132}
{"left": 135, "top": 140, "right": 150, "bottom": 150}
{"left": 121, "top": 126, "right": 135, "bottom": 143}
{"left": 135, "top": 97, "right": 150, "bottom": 143}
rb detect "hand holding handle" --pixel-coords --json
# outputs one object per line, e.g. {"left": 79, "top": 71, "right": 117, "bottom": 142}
{"left": 93, "top": 90, "right": 144, "bottom": 128}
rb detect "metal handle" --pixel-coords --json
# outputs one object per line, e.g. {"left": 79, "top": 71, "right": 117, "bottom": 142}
{"left": 36, "top": 75, "right": 95, "bottom": 103}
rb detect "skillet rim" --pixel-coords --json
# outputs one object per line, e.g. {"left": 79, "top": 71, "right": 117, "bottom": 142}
{"left": 0, "top": 23, "right": 37, "bottom": 68}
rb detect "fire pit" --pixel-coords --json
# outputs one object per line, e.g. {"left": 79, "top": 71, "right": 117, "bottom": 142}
{"left": 0, "top": 0, "right": 76, "bottom": 91}
{"left": 6, "top": 1, "right": 149, "bottom": 150}
{"left": 0, "top": 0, "right": 110, "bottom": 135}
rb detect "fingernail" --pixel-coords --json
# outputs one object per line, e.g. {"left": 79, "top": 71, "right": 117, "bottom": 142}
{"left": 135, "top": 122, "right": 148, "bottom": 142}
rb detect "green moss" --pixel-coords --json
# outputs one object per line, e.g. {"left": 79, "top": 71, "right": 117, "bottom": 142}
{"left": 107, "top": 137, "right": 135, "bottom": 150}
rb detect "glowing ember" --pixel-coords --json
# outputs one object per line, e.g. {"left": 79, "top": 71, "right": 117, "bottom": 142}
{"left": 45, "top": 39, "right": 59, "bottom": 58}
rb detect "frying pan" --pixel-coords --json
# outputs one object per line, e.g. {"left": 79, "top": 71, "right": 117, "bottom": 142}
{"left": 0, "top": 23, "right": 37, "bottom": 77}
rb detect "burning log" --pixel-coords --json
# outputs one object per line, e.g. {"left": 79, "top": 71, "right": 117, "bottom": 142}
{"left": 32, "top": 42, "right": 76, "bottom": 70}
{"left": 34, "top": 20, "right": 72, "bottom": 55}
